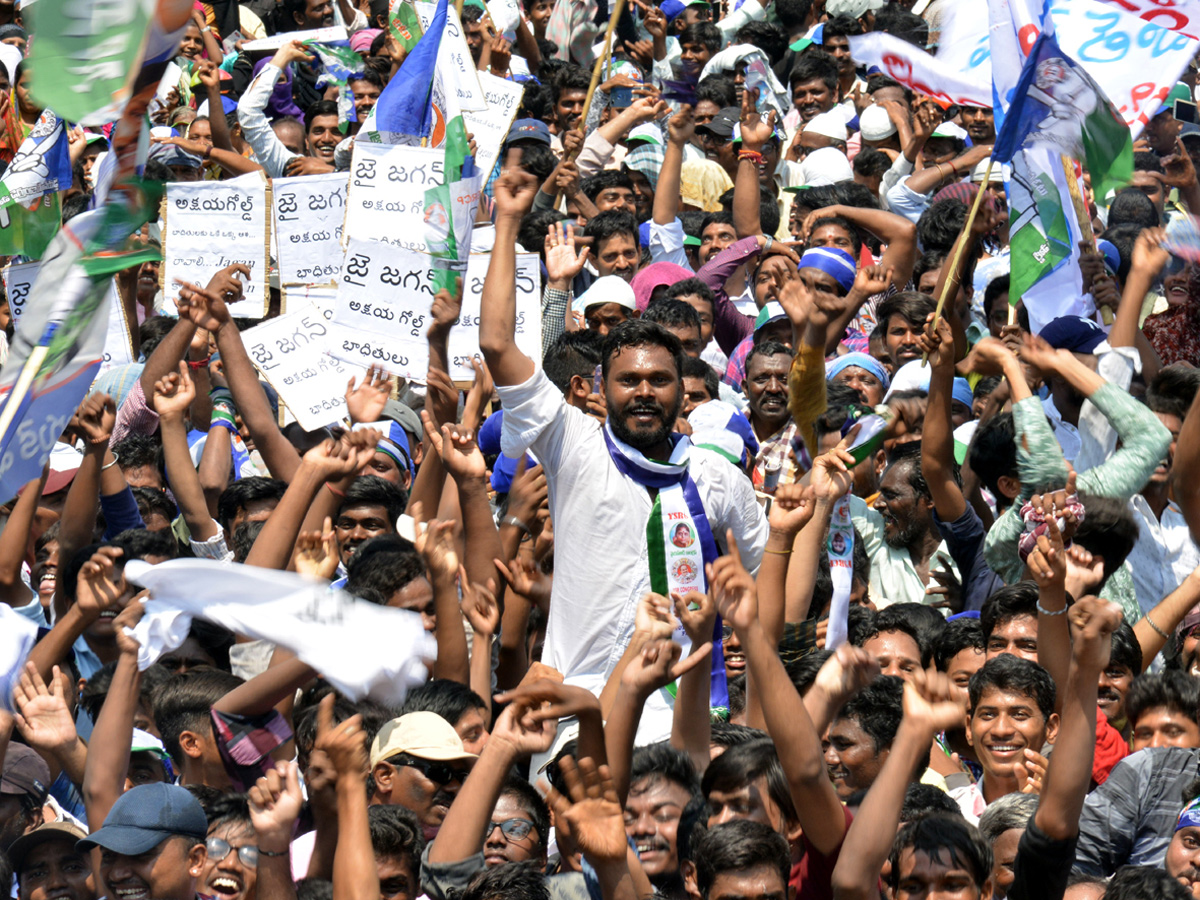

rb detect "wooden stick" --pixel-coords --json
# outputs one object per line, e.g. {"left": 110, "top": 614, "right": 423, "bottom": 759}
{"left": 922, "top": 157, "right": 994, "bottom": 366}
{"left": 551, "top": 0, "right": 627, "bottom": 208}
{"left": 0, "top": 346, "right": 49, "bottom": 445}
{"left": 455, "top": 0, "right": 464, "bottom": 20}
{"left": 1060, "top": 154, "right": 1110, "bottom": 321}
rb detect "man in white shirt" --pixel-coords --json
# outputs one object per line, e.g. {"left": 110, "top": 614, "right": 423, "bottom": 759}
{"left": 479, "top": 157, "right": 768, "bottom": 740}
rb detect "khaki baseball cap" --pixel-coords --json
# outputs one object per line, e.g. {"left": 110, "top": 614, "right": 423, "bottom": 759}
{"left": 369, "top": 712, "right": 478, "bottom": 768}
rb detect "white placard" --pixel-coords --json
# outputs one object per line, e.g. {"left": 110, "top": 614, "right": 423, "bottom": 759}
{"left": 328, "top": 242, "right": 541, "bottom": 381}
{"left": 3, "top": 261, "right": 39, "bottom": 328}
{"left": 243, "top": 295, "right": 365, "bottom": 431}
{"left": 487, "top": 0, "right": 520, "bottom": 33}
{"left": 345, "top": 143, "right": 446, "bottom": 253}
{"left": 463, "top": 71, "right": 524, "bottom": 177}
{"left": 272, "top": 172, "right": 348, "bottom": 286}
{"left": 413, "top": 2, "right": 487, "bottom": 112}
{"left": 447, "top": 252, "right": 540, "bottom": 380}
{"left": 164, "top": 172, "right": 269, "bottom": 316}
{"left": 240, "top": 26, "right": 349, "bottom": 51}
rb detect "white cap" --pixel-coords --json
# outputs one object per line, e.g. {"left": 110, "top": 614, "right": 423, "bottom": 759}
{"left": 627, "top": 123, "right": 663, "bottom": 145}
{"left": 805, "top": 110, "right": 848, "bottom": 142}
{"left": 572, "top": 275, "right": 637, "bottom": 315}
{"left": 800, "top": 146, "right": 854, "bottom": 186}
{"left": 859, "top": 104, "right": 897, "bottom": 141}
{"left": 883, "top": 359, "right": 931, "bottom": 401}
{"left": 971, "top": 158, "right": 1009, "bottom": 183}
{"left": 826, "top": 0, "right": 885, "bottom": 15}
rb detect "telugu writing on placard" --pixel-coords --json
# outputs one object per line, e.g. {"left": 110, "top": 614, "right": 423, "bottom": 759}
{"left": 463, "top": 72, "right": 524, "bottom": 177}
{"left": 344, "top": 143, "right": 445, "bottom": 253}
{"left": 1098, "top": 0, "right": 1200, "bottom": 39}
{"left": 3, "top": 261, "right": 39, "bottom": 329}
{"left": 327, "top": 239, "right": 435, "bottom": 379}
{"left": 164, "top": 172, "right": 269, "bottom": 315}
{"left": 448, "top": 252, "right": 540, "bottom": 380}
{"left": 244, "top": 295, "right": 365, "bottom": 431}
{"left": 272, "top": 172, "right": 348, "bottom": 285}
{"left": 240, "top": 26, "right": 349, "bottom": 51}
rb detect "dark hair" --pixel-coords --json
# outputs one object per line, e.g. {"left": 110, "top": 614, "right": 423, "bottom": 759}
{"left": 968, "top": 654, "right": 1056, "bottom": 721}
{"left": 709, "top": 721, "right": 766, "bottom": 749}
{"left": 744, "top": 340, "right": 792, "bottom": 377}
{"left": 183, "top": 784, "right": 228, "bottom": 820}
{"left": 877, "top": 291, "right": 937, "bottom": 332}
{"left": 867, "top": 71, "right": 913, "bottom": 103}
{"left": 734, "top": 21, "right": 788, "bottom": 63}
{"left": 518, "top": 209, "right": 566, "bottom": 254}
{"left": 1147, "top": 364, "right": 1200, "bottom": 419}
{"left": 1109, "top": 620, "right": 1144, "bottom": 675}
{"left": 983, "top": 275, "right": 1011, "bottom": 322}
{"left": 1102, "top": 222, "right": 1142, "bottom": 284}
{"left": 1109, "top": 188, "right": 1160, "bottom": 229}
{"left": 368, "top": 804, "right": 425, "bottom": 866}
{"left": 349, "top": 67, "right": 385, "bottom": 91}
{"left": 1072, "top": 492, "right": 1139, "bottom": 582}
{"left": 399, "top": 679, "right": 487, "bottom": 725}
{"left": 701, "top": 737, "right": 797, "bottom": 827}
{"left": 113, "top": 523, "right": 180, "bottom": 560}
{"left": 583, "top": 208, "right": 639, "bottom": 250}
{"left": 855, "top": 604, "right": 925, "bottom": 659}
{"left": 581, "top": 169, "right": 635, "bottom": 204}
{"left": 345, "top": 534, "right": 424, "bottom": 602}
{"left": 499, "top": 774, "right": 551, "bottom": 853}
{"left": 887, "top": 814, "right": 991, "bottom": 890}
{"left": 461, "top": 861, "right": 549, "bottom": 900}
{"left": 296, "top": 879, "right": 334, "bottom": 900}
{"left": 553, "top": 65, "right": 591, "bottom": 102}
{"left": 631, "top": 742, "right": 702, "bottom": 798}
{"left": 902, "top": 783, "right": 962, "bottom": 821}
{"left": 700, "top": 210, "right": 734, "bottom": 236}
{"left": 517, "top": 142, "right": 558, "bottom": 182}
{"left": 153, "top": 668, "right": 245, "bottom": 765}
{"left": 341, "top": 474, "right": 408, "bottom": 522}
{"left": 1106, "top": 866, "right": 1193, "bottom": 900}
{"left": 835, "top": 675, "right": 905, "bottom": 751}
{"left": 789, "top": 50, "right": 838, "bottom": 93}
{"left": 854, "top": 147, "right": 892, "bottom": 178}
{"left": 1134, "top": 150, "right": 1165, "bottom": 174}
{"left": 694, "top": 820, "right": 791, "bottom": 899}
{"left": 679, "top": 21, "right": 723, "bottom": 53}
{"left": 815, "top": 384, "right": 872, "bottom": 440}
{"left": 759, "top": 197, "right": 781, "bottom": 238}
{"left": 912, "top": 250, "right": 948, "bottom": 291}
{"left": 696, "top": 74, "right": 737, "bottom": 110}
{"left": 112, "top": 433, "right": 165, "bottom": 482}
{"left": 543, "top": 328, "right": 604, "bottom": 394}
{"left": 881, "top": 451, "right": 931, "bottom": 504}
{"left": 934, "top": 618, "right": 985, "bottom": 673}
{"left": 666, "top": 277, "right": 716, "bottom": 313}
{"left": 1127, "top": 670, "right": 1200, "bottom": 727}
{"left": 682, "top": 356, "right": 720, "bottom": 401}
{"left": 980, "top": 582, "right": 1039, "bottom": 642}
{"left": 967, "top": 412, "right": 1017, "bottom": 502}
{"left": 916, "top": 199, "right": 968, "bottom": 254}
{"left": 129, "top": 487, "right": 179, "bottom": 529}
{"left": 207, "top": 792, "right": 252, "bottom": 833}
{"left": 600, "top": 320, "right": 685, "bottom": 384}
{"left": 880, "top": 603, "right": 945, "bottom": 667}
{"left": 808, "top": 215, "right": 862, "bottom": 257}
{"left": 824, "top": 14, "right": 863, "bottom": 39}
{"left": 305, "top": 100, "right": 339, "bottom": 128}
{"left": 644, "top": 298, "right": 702, "bottom": 334}
{"left": 216, "top": 477, "right": 288, "bottom": 533}
{"left": 774, "top": 0, "right": 813, "bottom": 29}
{"left": 231, "top": 520, "right": 265, "bottom": 564}
{"left": 874, "top": 5, "right": 929, "bottom": 47}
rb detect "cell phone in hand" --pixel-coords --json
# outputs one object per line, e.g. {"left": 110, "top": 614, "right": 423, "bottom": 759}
{"left": 1175, "top": 98, "right": 1199, "bottom": 125}
{"left": 592, "top": 364, "right": 603, "bottom": 395}
{"left": 611, "top": 85, "right": 634, "bottom": 108}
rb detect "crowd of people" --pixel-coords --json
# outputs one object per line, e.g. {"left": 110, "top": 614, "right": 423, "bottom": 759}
{"left": 5, "top": 1, "right": 1200, "bottom": 900}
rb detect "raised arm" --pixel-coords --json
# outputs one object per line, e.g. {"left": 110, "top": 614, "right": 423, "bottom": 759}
{"left": 733, "top": 89, "right": 771, "bottom": 238}
{"left": 804, "top": 204, "right": 918, "bottom": 291}
{"left": 921, "top": 315, "right": 967, "bottom": 522}
{"left": 153, "top": 365, "right": 219, "bottom": 542}
{"left": 479, "top": 153, "right": 539, "bottom": 387}
{"left": 0, "top": 471, "right": 47, "bottom": 608}
{"left": 1179, "top": 374, "right": 1200, "bottom": 542}
{"left": 654, "top": 105, "right": 691, "bottom": 226}
{"left": 247, "top": 761, "right": 304, "bottom": 900}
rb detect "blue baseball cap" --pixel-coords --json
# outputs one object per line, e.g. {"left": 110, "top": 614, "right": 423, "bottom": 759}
{"left": 1039, "top": 315, "right": 1106, "bottom": 354}
{"left": 77, "top": 783, "right": 207, "bottom": 856}
{"left": 505, "top": 119, "right": 551, "bottom": 147}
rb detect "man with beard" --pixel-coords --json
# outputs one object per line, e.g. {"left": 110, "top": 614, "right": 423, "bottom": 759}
{"left": 874, "top": 292, "right": 937, "bottom": 371}
{"left": 959, "top": 106, "right": 996, "bottom": 145}
{"left": 480, "top": 160, "right": 767, "bottom": 740}
{"left": 742, "top": 341, "right": 800, "bottom": 490}
{"left": 369, "top": 712, "right": 477, "bottom": 843}
{"left": 851, "top": 447, "right": 961, "bottom": 607}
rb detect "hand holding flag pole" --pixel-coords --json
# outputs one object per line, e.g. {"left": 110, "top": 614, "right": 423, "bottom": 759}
{"left": 922, "top": 157, "right": 994, "bottom": 366}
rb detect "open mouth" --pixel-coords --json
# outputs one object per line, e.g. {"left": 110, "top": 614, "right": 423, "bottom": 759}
{"left": 112, "top": 886, "right": 151, "bottom": 900}
{"left": 985, "top": 743, "right": 1023, "bottom": 761}
{"left": 208, "top": 876, "right": 243, "bottom": 898}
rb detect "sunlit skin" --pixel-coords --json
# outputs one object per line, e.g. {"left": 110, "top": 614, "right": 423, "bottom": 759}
{"left": 376, "top": 854, "right": 418, "bottom": 900}
{"left": 677, "top": 294, "right": 715, "bottom": 348}
{"left": 198, "top": 821, "right": 257, "bottom": 900}
{"left": 706, "top": 777, "right": 794, "bottom": 840}
{"left": 984, "top": 615, "right": 1038, "bottom": 662}
{"left": 555, "top": 89, "right": 587, "bottom": 134}
{"left": 862, "top": 630, "right": 922, "bottom": 681}
{"left": 372, "top": 755, "right": 473, "bottom": 842}
{"left": 1130, "top": 707, "right": 1200, "bottom": 751}
{"left": 584, "top": 302, "right": 635, "bottom": 335}
{"left": 1167, "top": 825, "right": 1200, "bottom": 894}
{"left": 593, "top": 186, "right": 637, "bottom": 217}
{"left": 989, "top": 828, "right": 1021, "bottom": 900}
{"left": 743, "top": 352, "right": 791, "bottom": 439}
{"left": 98, "top": 836, "right": 206, "bottom": 900}
{"left": 307, "top": 114, "right": 340, "bottom": 159}
{"left": 594, "top": 234, "right": 640, "bottom": 281}
{"left": 16, "top": 839, "right": 95, "bottom": 900}
{"left": 178, "top": 23, "right": 204, "bottom": 59}
{"left": 348, "top": 79, "right": 382, "bottom": 121}
{"left": 484, "top": 794, "right": 543, "bottom": 868}
{"left": 335, "top": 503, "right": 394, "bottom": 566}
{"left": 681, "top": 376, "right": 713, "bottom": 416}
{"left": 1097, "top": 662, "right": 1133, "bottom": 727}
{"left": 967, "top": 687, "right": 1058, "bottom": 802}
{"left": 454, "top": 706, "right": 489, "bottom": 755}
{"left": 883, "top": 314, "right": 925, "bottom": 368}
{"left": 832, "top": 367, "right": 885, "bottom": 406}
{"left": 892, "top": 847, "right": 992, "bottom": 900}
{"left": 944, "top": 646, "right": 985, "bottom": 689}
{"left": 698, "top": 221, "right": 737, "bottom": 265}
{"left": 708, "top": 866, "right": 789, "bottom": 900}
{"left": 792, "top": 78, "right": 835, "bottom": 123}
{"left": 603, "top": 344, "right": 682, "bottom": 459}
{"left": 387, "top": 577, "right": 436, "bottom": 633}
{"left": 825, "top": 715, "right": 888, "bottom": 800}
{"left": 624, "top": 777, "right": 690, "bottom": 880}
{"left": 295, "top": 0, "right": 334, "bottom": 28}
{"left": 359, "top": 450, "right": 410, "bottom": 488}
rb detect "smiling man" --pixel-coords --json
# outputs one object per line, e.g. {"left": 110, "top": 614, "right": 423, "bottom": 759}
{"left": 825, "top": 676, "right": 903, "bottom": 801}
{"left": 742, "top": 340, "right": 798, "bottom": 490}
{"left": 333, "top": 476, "right": 407, "bottom": 568}
{"left": 79, "top": 782, "right": 209, "bottom": 900}
{"left": 953, "top": 655, "right": 1059, "bottom": 822}
{"left": 626, "top": 745, "right": 702, "bottom": 900}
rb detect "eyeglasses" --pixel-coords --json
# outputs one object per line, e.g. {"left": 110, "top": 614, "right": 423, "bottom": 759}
{"left": 721, "top": 625, "right": 735, "bottom": 642}
{"left": 206, "top": 837, "right": 258, "bottom": 868}
{"left": 391, "top": 754, "right": 470, "bottom": 786}
{"left": 485, "top": 818, "right": 536, "bottom": 842}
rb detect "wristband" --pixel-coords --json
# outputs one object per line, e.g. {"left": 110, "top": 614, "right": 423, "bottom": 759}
{"left": 187, "top": 354, "right": 211, "bottom": 368}
{"left": 1144, "top": 613, "right": 1170, "bottom": 639}
{"left": 738, "top": 149, "right": 763, "bottom": 163}
{"left": 326, "top": 483, "right": 346, "bottom": 498}
{"left": 211, "top": 408, "right": 237, "bottom": 431}
{"left": 1035, "top": 600, "right": 1068, "bottom": 617}
{"left": 501, "top": 515, "right": 532, "bottom": 536}
{"left": 209, "top": 418, "right": 239, "bottom": 437}
{"left": 210, "top": 387, "right": 234, "bottom": 405}
{"left": 102, "top": 452, "right": 120, "bottom": 471}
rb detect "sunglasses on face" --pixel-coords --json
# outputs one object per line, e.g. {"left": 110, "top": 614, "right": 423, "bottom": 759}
{"left": 485, "top": 818, "right": 536, "bottom": 842}
{"left": 206, "top": 836, "right": 258, "bottom": 868}
{"left": 392, "top": 754, "right": 470, "bottom": 786}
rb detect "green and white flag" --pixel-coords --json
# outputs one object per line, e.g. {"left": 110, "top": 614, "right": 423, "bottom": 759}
{"left": 0, "top": 110, "right": 73, "bottom": 258}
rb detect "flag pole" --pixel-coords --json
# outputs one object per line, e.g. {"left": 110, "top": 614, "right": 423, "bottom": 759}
{"left": 552, "top": 0, "right": 627, "bottom": 209}
{"left": 923, "top": 157, "right": 994, "bottom": 366}
{"left": 0, "top": 346, "right": 49, "bottom": 445}
{"left": 1059, "top": 153, "right": 1109, "bottom": 322}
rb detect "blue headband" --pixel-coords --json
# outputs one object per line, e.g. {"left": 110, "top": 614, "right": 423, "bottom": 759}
{"left": 952, "top": 378, "right": 974, "bottom": 411}
{"left": 826, "top": 352, "right": 890, "bottom": 391}
{"left": 1178, "top": 797, "right": 1200, "bottom": 832}
{"left": 799, "top": 246, "right": 857, "bottom": 294}
{"left": 355, "top": 420, "right": 411, "bottom": 472}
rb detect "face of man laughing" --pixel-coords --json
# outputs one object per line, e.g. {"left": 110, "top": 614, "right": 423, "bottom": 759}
{"left": 604, "top": 343, "right": 683, "bottom": 456}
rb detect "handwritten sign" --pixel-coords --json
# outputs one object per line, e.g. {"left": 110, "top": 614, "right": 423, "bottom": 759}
{"left": 463, "top": 71, "right": 524, "bottom": 177}
{"left": 243, "top": 295, "right": 365, "bottom": 431}
{"left": 414, "top": 1, "right": 487, "bottom": 112}
{"left": 272, "top": 172, "right": 348, "bottom": 286}
{"left": 344, "top": 143, "right": 446, "bottom": 253}
{"left": 164, "top": 172, "right": 269, "bottom": 316}
{"left": 328, "top": 241, "right": 541, "bottom": 381}
{"left": 848, "top": 32, "right": 991, "bottom": 108}
{"left": 3, "top": 261, "right": 39, "bottom": 328}
{"left": 1097, "top": 0, "right": 1200, "bottom": 39}
{"left": 448, "top": 252, "right": 541, "bottom": 380}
